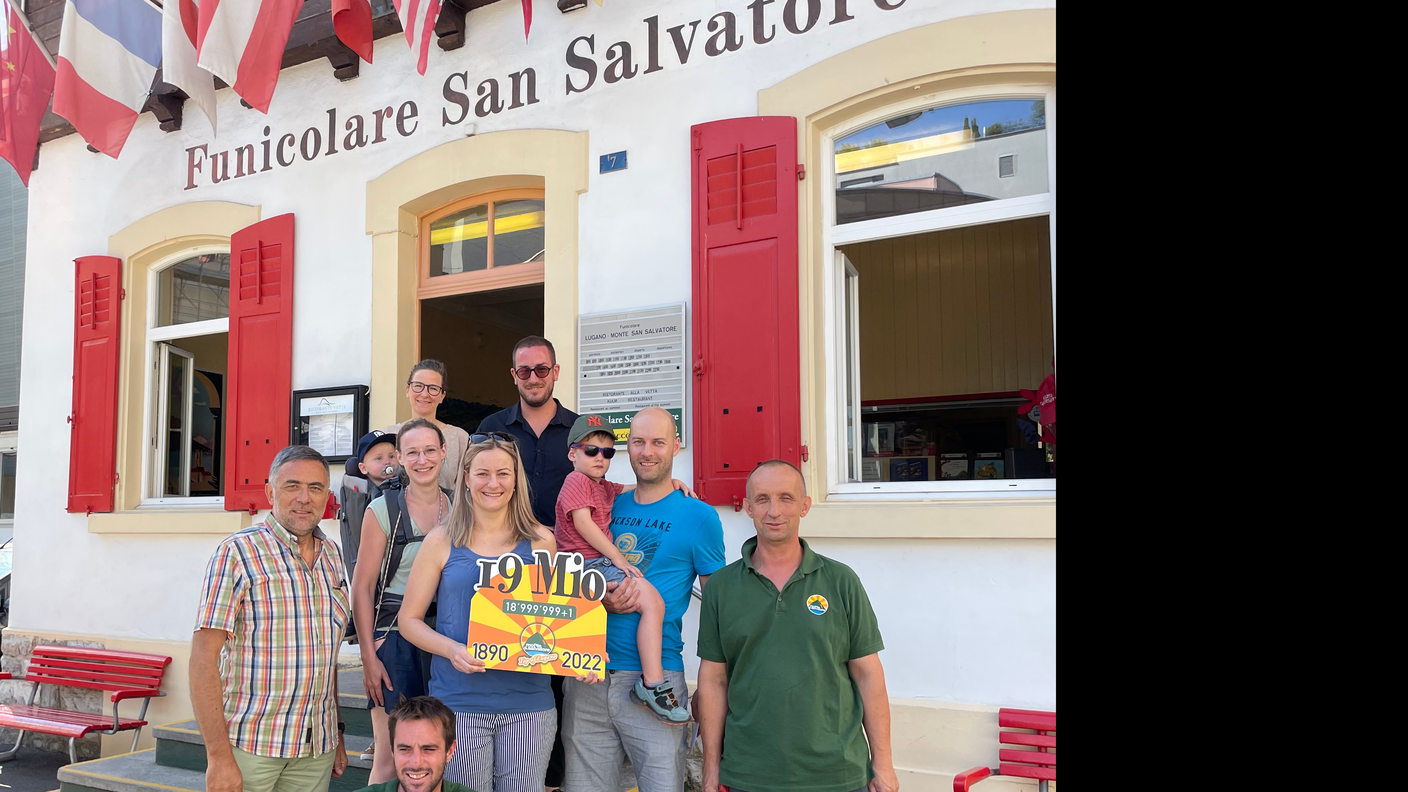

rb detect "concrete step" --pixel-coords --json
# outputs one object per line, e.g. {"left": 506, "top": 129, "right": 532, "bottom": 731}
{"left": 152, "top": 720, "right": 373, "bottom": 775}
{"left": 57, "top": 746, "right": 373, "bottom": 792}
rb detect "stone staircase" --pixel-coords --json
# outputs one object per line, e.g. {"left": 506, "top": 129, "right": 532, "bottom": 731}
{"left": 55, "top": 667, "right": 377, "bottom": 792}
{"left": 54, "top": 666, "right": 652, "bottom": 792}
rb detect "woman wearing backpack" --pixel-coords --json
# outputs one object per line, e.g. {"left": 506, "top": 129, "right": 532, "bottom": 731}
{"left": 352, "top": 418, "right": 453, "bottom": 784}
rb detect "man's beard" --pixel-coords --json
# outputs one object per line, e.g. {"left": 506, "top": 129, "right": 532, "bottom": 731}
{"left": 632, "top": 456, "right": 673, "bottom": 484}
{"left": 519, "top": 381, "right": 554, "bottom": 408}
{"left": 398, "top": 764, "right": 445, "bottom": 791}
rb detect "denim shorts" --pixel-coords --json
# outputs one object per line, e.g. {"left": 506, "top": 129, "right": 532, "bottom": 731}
{"left": 369, "top": 628, "right": 433, "bottom": 713}
{"left": 584, "top": 556, "right": 627, "bottom": 584}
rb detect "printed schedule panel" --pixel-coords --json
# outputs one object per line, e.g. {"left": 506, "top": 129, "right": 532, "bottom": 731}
{"left": 466, "top": 552, "right": 608, "bottom": 677}
{"left": 578, "top": 303, "right": 688, "bottom": 446}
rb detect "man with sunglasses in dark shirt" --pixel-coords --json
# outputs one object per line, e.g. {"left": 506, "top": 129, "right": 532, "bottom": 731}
{"left": 474, "top": 336, "right": 579, "bottom": 527}
{"left": 472, "top": 335, "right": 578, "bottom": 791}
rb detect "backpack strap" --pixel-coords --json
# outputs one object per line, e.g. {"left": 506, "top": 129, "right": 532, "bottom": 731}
{"left": 377, "top": 486, "right": 453, "bottom": 629}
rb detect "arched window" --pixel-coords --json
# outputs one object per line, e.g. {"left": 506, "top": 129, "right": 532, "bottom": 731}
{"left": 419, "top": 189, "right": 546, "bottom": 299}
{"left": 146, "top": 250, "right": 230, "bottom": 502}
{"left": 827, "top": 87, "right": 1056, "bottom": 494}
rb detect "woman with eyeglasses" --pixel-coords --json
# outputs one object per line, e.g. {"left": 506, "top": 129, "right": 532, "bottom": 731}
{"left": 352, "top": 418, "right": 454, "bottom": 784}
{"left": 398, "top": 433, "right": 603, "bottom": 792}
{"left": 382, "top": 359, "right": 471, "bottom": 491}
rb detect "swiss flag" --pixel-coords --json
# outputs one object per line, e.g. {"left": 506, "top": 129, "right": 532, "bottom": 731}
{"left": 1, "top": 6, "right": 56, "bottom": 185}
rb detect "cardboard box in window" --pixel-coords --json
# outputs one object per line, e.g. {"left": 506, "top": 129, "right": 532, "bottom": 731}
{"left": 877, "top": 455, "right": 935, "bottom": 481}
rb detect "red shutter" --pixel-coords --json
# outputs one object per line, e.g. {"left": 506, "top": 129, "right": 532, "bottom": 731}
{"left": 690, "top": 117, "right": 801, "bottom": 508}
{"left": 67, "top": 256, "right": 123, "bottom": 514}
{"left": 225, "top": 214, "right": 295, "bottom": 513}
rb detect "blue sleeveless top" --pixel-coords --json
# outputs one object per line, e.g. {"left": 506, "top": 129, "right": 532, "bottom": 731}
{"left": 429, "top": 537, "right": 554, "bottom": 714}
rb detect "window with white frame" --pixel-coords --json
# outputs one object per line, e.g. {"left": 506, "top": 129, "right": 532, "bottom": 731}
{"left": 145, "top": 251, "right": 230, "bottom": 503}
{"left": 827, "top": 88, "right": 1056, "bottom": 494}
{"left": 1, "top": 433, "right": 16, "bottom": 523}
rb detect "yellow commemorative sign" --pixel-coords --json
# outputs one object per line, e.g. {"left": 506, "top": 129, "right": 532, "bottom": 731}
{"left": 466, "top": 551, "right": 608, "bottom": 677}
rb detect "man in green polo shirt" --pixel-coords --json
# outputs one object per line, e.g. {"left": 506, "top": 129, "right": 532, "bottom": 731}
{"left": 353, "top": 696, "right": 476, "bottom": 792}
{"left": 696, "top": 460, "right": 898, "bottom": 792}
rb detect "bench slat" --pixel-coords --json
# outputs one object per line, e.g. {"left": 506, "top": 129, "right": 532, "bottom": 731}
{"left": 999, "top": 749, "right": 1056, "bottom": 767}
{"left": 999, "top": 708, "right": 1055, "bottom": 732}
{"left": 999, "top": 763, "right": 1055, "bottom": 781}
{"left": 0, "top": 705, "right": 146, "bottom": 739}
{"left": 26, "top": 663, "right": 165, "bottom": 690}
{"left": 34, "top": 657, "right": 166, "bottom": 680}
{"left": 1000, "top": 732, "right": 1056, "bottom": 749}
{"left": 23, "top": 671, "right": 162, "bottom": 695}
{"left": 32, "top": 646, "right": 172, "bottom": 669}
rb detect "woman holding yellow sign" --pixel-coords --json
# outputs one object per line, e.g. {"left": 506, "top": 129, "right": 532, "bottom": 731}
{"left": 399, "top": 433, "right": 601, "bottom": 792}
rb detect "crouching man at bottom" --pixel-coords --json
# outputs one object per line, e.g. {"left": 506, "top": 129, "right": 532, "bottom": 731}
{"left": 356, "top": 696, "right": 477, "bottom": 792}
{"left": 695, "top": 460, "right": 900, "bottom": 792}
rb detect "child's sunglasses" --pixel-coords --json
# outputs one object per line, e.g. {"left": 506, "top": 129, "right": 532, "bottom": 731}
{"left": 570, "top": 443, "right": 616, "bottom": 459}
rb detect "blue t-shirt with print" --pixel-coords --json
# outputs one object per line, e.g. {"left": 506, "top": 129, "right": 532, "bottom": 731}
{"left": 605, "top": 490, "right": 725, "bottom": 671}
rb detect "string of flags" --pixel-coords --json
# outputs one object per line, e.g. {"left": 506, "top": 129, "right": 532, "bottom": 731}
{"left": 1, "top": 0, "right": 599, "bottom": 180}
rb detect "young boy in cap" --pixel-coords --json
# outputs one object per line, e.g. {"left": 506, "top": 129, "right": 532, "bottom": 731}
{"left": 358, "top": 430, "right": 401, "bottom": 491}
{"left": 554, "top": 414, "right": 692, "bottom": 724}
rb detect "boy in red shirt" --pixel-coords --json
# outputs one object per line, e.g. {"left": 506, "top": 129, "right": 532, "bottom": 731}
{"left": 554, "top": 414, "right": 692, "bottom": 724}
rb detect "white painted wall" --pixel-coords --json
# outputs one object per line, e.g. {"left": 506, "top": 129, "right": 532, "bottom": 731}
{"left": 13, "top": 0, "right": 1055, "bottom": 710}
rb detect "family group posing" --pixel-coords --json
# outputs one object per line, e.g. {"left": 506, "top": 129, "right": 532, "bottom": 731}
{"left": 190, "top": 336, "right": 898, "bottom": 792}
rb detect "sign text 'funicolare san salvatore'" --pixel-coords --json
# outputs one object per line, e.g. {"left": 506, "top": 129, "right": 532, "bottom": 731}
{"left": 466, "top": 551, "right": 609, "bottom": 677}
{"left": 182, "top": 0, "right": 911, "bottom": 190}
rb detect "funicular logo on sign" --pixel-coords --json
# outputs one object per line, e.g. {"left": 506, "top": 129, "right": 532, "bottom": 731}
{"left": 468, "top": 552, "right": 609, "bottom": 675}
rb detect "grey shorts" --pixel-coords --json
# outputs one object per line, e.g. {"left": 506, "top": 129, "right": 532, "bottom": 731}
{"left": 562, "top": 668, "right": 690, "bottom": 792}
{"left": 585, "top": 556, "right": 628, "bottom": 584}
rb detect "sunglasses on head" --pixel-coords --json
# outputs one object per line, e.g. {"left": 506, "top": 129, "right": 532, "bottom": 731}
{"left": 514, "top": 364, "right": 555, "bottom": 380}
{"left": 571, "top": 443, "right": 616, "bottom": 459}
{"left": 470, "top": 431, "right": 517, "bottom": 444}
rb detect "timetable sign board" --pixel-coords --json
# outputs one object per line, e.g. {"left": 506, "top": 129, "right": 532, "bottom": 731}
{"left": 578, "top": 303, "right": 688, "bottom": 447}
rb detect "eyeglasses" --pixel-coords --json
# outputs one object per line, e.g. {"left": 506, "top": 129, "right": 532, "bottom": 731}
{"left": 571, "top": 443, "right": 616, "bottom": 459}
{"left": 513, "top": 364, "right": 555, "bottom": 380}
{"left": 470, "top": 431, "right": 517, "bottom": 444}
{"left": 408, "top": 382, "right": 445, "bottom": 396}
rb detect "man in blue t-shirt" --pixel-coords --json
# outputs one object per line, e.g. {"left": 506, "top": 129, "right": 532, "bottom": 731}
{"left": 562, "top": 408, "right": 725, "bottom": 792}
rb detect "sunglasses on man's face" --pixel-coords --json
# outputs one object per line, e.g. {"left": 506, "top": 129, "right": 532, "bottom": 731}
{"left": 513, "top": 364, "right": 555, "bottom": 380}
{"left": 470, "top": 431, "right": 517, "bottom": 444}
{"left": 571, "top": 443, "right": 616, "bottom": 459}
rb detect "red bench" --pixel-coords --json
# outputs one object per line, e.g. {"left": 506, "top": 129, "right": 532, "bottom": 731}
{"left": 0, "top": 644, "right": 172, "bottom": 764}
{"left": 954, "top": 708, "right": 1056, "bottom": 792}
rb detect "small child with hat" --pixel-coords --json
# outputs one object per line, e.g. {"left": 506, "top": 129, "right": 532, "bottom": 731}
{"left": 554, "top": 413, "right": 693, "bottom": 724}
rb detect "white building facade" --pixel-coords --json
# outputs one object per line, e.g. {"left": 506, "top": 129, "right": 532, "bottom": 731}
{"left": 8, "top": 1, "right": 1055, "bottom": 787}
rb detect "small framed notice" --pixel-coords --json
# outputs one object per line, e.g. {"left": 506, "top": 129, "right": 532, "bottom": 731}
{"left": 290, "top": 386, "right": 369, "bottom": 464}
{"left": 467, "top": 552, "right": 608, "bottom": 677}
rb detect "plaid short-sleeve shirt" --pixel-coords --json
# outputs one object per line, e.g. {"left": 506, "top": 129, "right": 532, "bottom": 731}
{"left": 194, "top": 515, "right": 350, "bottom": 758}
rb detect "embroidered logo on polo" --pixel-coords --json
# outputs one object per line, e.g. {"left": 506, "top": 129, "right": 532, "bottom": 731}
{"left": 807, "top": 595, "right": 829, "bottom": 615}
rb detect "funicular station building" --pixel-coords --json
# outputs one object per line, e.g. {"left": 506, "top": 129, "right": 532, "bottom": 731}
{"left": 3, "top": 0, "right": 1055, "bottom": 788}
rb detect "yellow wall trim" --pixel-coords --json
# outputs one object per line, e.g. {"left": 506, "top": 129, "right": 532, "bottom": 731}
{"left": 87, "top": 509, "right": 252, "bottom": 535}
{"left": 804, "top": 500, "right": 1053, "bottom": 539}
{"left": 758, "top": 11, "right": 1056, "bottom": 538}
{"left": 364, "top": 130, "right": 589, "bottom": 428}
{"left": 101, "top": 202, "right": 262, "bottom": 520}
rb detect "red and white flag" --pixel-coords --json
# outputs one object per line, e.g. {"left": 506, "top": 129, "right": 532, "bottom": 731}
{"left": 196, "top": 0, "right": 302, "bottom": 113}
{"left": 392, "top": 0, "right": 441, "bottom": 75}
{"left": 162, "top": 0, "right": 216, "bottom": 133}
{"left": 332, "top": 0, "right": 372, "bottom": 64}
{"left": 1, "top": 5, "right": 57, "bottom": 185}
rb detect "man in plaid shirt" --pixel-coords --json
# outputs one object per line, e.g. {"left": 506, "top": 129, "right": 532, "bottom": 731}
{"left": 191, "top": 445, "right": 351, "bottom": 792}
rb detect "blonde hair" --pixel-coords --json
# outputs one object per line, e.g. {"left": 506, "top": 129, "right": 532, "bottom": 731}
{"left": 444, "top": 437, "right": 544, "bottom": 548}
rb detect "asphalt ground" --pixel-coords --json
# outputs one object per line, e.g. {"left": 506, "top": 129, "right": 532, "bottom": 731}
{"left": 0, "top": 745, "right": 67, "bottom": 791}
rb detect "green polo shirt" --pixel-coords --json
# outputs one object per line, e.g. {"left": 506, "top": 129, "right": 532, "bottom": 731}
{"left": 697, "top": 537, "right": 884, "bottom": 792}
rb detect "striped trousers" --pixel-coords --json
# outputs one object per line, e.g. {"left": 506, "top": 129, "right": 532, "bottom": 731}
{"left": 445, "top": 708, "right": 557, "bottom": 792}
